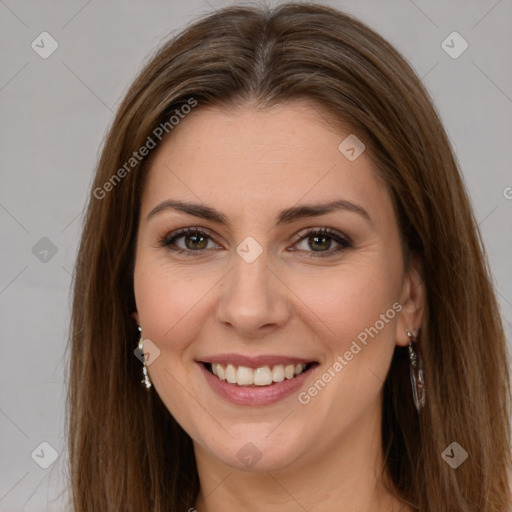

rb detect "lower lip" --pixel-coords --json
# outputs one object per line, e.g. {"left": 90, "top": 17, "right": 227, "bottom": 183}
{"left": 198, "top": 363, "right": 317, "bottom": 406}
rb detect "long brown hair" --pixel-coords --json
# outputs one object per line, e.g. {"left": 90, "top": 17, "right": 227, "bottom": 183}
{"left": 67, "top": 3, "right": 511, "bottom": 510}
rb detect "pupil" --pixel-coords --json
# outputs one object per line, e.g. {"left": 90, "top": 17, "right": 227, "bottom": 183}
{"left": 186, "top": 234, "right": 207, "bottom": 250}
{"left": 309, "top": 234, "right": 331, "bottom": 251}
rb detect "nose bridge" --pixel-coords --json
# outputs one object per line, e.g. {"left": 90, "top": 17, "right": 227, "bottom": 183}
{"left": 216, "top": 244, "right": 291, "bottom": 332}
{"left": 232, "top": 250, "right": 270, "bottom": 299}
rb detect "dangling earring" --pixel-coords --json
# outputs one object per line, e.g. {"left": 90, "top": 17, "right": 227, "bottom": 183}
{"left": 137, "top": 326, "right": 152, "bottom": 389}
{"left": 406, "top": 328, "right": 425, "bottom": 411}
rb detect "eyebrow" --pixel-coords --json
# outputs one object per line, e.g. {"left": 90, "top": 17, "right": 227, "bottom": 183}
{"left": 146, "top": 198, "right": 372, "bottom": 226}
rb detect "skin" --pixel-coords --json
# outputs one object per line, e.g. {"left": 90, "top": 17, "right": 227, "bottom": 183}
{"left": 133, "top": 100, "right": 423, "bottom": 512}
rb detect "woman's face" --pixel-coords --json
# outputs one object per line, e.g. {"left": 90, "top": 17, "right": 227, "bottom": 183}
{"left": 133, "top": 101, "right": 422, "bottom": 473}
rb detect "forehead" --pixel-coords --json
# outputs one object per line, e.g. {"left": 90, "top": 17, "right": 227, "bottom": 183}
{"left": 140, "top": 101, "right": 393, "bottom": 226}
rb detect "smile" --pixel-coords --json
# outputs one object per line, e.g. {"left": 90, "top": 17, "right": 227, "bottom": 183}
{"left": 206, "top": 362, "right": 314, "bottom": 386}
{"left": 197, "top": 354, "right": 319, "bottom": 405}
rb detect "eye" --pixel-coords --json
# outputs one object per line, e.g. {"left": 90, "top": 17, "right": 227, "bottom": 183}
{"left": 159, "top": 227, "right": 220, "bottom": 255}
{"left": 291, "top": 227, "right": 353, "bottom": 257}
{"left": 159, "top": 226, "right": 353, "bottom": 258}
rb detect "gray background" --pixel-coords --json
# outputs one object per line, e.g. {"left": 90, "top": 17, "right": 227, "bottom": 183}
{"left": 1, "top": 0, "right": 511, "bottom": 510}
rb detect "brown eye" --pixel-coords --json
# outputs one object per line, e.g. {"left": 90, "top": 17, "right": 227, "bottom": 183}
{"left": 160, "top": 227, "right": 220, "bottom": 254}
{"left": 307, "top": 234, "right": 333, "bottom": 252}
{"left": 183, "top": 233, "right": 209, "bottom": 250}
{"left": 293, "top": 228, "right": 352, "bottom": 258}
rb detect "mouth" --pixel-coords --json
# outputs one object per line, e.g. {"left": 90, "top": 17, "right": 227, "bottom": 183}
{"left": 197, "top": 355, "right": 320, "bottom": 406}
{"left": 201, "top": 361, "right": 319, "bottom": 387}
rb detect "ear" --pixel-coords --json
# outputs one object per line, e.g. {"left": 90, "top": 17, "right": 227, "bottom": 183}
{"left": 132, "top": 311, "right": 140, "bottom": 327}
{"left": 395, "top": 257, "right": 424, "bottom": 347}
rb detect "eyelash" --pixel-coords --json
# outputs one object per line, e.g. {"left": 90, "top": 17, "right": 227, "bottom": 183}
{"left": 158, "top": 226, "right": 353, "bottom": 259}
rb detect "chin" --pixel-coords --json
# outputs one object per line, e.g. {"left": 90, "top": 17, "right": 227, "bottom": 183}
{"left": 198, "top": 425, "right": 312, "bottom": 473}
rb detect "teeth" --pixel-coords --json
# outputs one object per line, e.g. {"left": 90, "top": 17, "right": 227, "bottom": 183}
{"left": 209, "top": 362, "right": 308, "bottom": 386}
{"left": 225, "top": 364, "right": 237, "bottom": 384}
{"left": 272, "top": 365, "right": 284, "bottom": 383}
{"left": 284, "top": 364, "right": 295, "bottom": 379}
{"left": 253, "top": 366, "right": 272, "bottom": 386}
{"left": 237, "top": 366, "right": 253, "bottom": 386}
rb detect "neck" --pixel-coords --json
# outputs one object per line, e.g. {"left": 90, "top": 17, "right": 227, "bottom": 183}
{"left": 192, "top": 402, "right": 409, "bottom": 512}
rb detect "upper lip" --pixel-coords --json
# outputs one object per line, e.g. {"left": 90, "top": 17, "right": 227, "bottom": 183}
{"left": 197, "top": 354, "right": 317, "bottom": 368}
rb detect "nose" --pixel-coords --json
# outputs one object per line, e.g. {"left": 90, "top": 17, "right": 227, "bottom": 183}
{"left": 215, "top": 248, "right": 292, "bottom": 337}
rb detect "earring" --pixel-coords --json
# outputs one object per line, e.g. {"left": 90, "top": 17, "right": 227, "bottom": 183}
{"left": 137, "top": 326, "right": 152, "bottom": 389}
{"left": 406, "top": 328, "right": 425, "bottom": 411}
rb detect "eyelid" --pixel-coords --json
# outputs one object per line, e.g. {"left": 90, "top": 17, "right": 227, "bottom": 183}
{"left": 158, "top": 226, "right": 221, "bottom": 253}
{"left": 288, "top": 226, "right": 353, "bottom": 258}
{"left": 159, "top": 226, "right": 353, "bottom": 257}
{"left": 291, "top": 226, "right": 352, "bottom": 245}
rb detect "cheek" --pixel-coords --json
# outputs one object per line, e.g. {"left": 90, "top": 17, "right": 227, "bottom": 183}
{"left": 292, "top": 257, "right": 401, "bottom": 342}
{"left": 288, "top": 256, "right": 403, "bottom": 411}
{"left": 133, "top": 256, "right": 218, "bottom": 354}
{"left": 133, "top": 257, "right": 218, "bottom": 434}
{"left": 290, "top": 268, "right": 401, "bottom": 427}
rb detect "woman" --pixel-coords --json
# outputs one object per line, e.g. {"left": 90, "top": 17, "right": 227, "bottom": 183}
{"left": 67, "top": 2, "right": 511, "bottom": 511}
